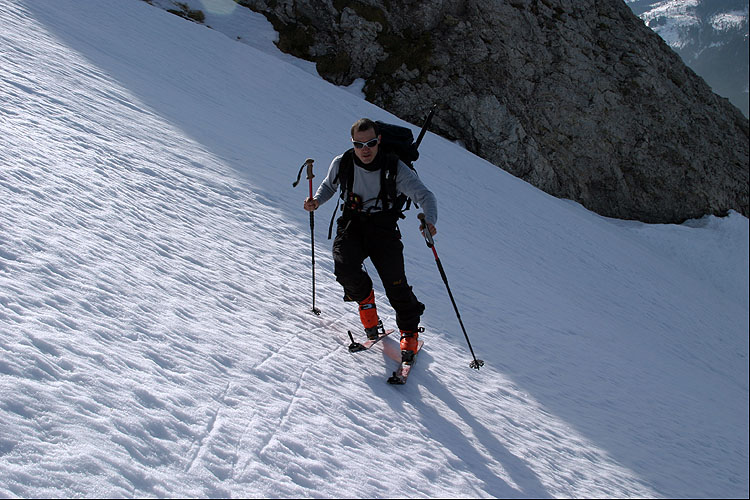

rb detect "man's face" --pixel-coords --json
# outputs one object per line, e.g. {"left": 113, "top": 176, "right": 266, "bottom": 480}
{"left": 352, "top": 129, "right": 380, "bottom": 164}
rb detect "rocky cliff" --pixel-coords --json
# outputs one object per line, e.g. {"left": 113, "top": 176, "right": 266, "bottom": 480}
{"left": 239, "top": 0, "right": 749, "bottom": 223}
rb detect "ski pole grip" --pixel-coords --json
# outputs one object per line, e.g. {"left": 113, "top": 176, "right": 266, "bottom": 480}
{"left": 293, "top": 159, "right": 315, "bottom": 189}
{"left": 418, "top": 213, "right": 434, "bottom": 248}
{"left": 304, "top": 158, "right": 315, "bottom": 197}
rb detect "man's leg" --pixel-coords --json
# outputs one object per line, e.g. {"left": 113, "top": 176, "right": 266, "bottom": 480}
{"left": 332, "top": 229, "right": 371, "bottom": 302}
{"left": 369, "top": 238, "right": 425, "bottom": 333}
{"left": 371, "top": 241, "right": 424, "bottom": 362}
{"left": 333, "top": 228, "right": 380, "bottom": 335}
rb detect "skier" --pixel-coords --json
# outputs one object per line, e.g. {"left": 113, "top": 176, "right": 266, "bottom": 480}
{"left": 304, "top": 118, "right": 438, "bottom": 362}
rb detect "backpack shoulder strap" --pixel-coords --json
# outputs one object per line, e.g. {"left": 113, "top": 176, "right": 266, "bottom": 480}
{"left": 328, "top": 149, "right": 354, "bottom": 239}
{"left": 379, "top": 153, "right": 400, "bottom": 211}
{"left": 336, "top": 149, "right": 355, "bottom": 198}
{"left": 383, "top": 153, "right": 417, "bottom": 217}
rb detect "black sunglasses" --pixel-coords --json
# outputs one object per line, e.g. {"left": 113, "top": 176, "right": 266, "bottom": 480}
{"left": 352, "top": 138, "right": 379, "bottom": 149}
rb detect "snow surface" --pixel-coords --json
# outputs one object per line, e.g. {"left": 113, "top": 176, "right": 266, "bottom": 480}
{"left": 1, "top": 0, "right": 748, "bottom": 498}
{"left": 710, "top": 8, "right": 750, "bottom": 31}
{"left": 635, "top": 0, "right": 749, "bottom": 47}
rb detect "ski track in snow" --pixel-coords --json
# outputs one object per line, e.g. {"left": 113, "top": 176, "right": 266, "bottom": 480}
{"left": 1, "top": 0, "right": 747, "bottom": 498}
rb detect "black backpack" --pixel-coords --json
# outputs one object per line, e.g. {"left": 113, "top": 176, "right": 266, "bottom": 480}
{"left": 327, "top": 121, "right": 420, "bottom": 239}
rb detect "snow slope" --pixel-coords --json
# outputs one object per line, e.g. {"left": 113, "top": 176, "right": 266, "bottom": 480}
{"left": 1, "top": 0, "right": 748, "bottom": 497}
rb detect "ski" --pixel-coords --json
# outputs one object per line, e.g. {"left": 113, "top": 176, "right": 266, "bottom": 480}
{"left": 387, "top": 340, "right": 424, "bottom": 385}
{"left": 347, "top": 328, "right": 395, "bottom": 353}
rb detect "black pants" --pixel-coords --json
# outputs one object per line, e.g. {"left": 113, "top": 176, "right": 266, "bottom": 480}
{"left": 333, "top": 213, "right": 424, "bottom": 332}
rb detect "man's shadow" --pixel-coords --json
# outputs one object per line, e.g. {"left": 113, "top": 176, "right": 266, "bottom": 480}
{"left": 368, "top": 342, "right": 551, "bottom": 499}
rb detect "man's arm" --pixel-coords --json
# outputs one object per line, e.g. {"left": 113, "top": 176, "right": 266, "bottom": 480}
{"left": 396, "top": 161, "right": 438, "bottom": 230}
{"left": 304, "top": 155, "right": 342, "bottom": 211}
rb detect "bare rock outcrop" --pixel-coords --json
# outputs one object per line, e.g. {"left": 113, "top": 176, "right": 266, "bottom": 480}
{"left": 240, "top": 0, "right": 749, "bottom": 223}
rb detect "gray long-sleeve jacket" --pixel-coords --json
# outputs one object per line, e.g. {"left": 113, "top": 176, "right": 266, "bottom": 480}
{"left": 314, "top": 153, "right": 438, "bottom": 225}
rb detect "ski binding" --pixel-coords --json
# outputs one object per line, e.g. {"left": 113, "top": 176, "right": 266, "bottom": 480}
{"left": 387, "top": 340, "right": 424, "bottom": 385}
{"left": 347, "top": 328, "right": 395, "bottom": 353}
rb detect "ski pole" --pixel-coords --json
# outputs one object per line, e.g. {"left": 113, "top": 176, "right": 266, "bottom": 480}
{"left": 418, "top": 213, "right": 484, "bottom": 370}
{"left": 293, "top": 158, "right": 322, "bottom": 315}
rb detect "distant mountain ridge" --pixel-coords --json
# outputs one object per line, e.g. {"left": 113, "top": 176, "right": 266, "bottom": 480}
{"left": 627, "top": 0, "right": 749, "bottom": 117}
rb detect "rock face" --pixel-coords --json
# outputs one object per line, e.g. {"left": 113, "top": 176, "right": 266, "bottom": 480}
{"left": 239, "top": 0, "right": 749, "bottom": 223}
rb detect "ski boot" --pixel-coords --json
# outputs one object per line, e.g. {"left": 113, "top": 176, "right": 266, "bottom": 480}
{"left": 399, "top": 329, "right": 420, "bottom": 364}
{"left": 359, "top": 290, "right": 381, "bottom": 340}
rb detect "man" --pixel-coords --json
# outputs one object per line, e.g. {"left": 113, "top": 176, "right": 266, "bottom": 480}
{"left": 304, "top": 118, "right": 438, "bottom": 363}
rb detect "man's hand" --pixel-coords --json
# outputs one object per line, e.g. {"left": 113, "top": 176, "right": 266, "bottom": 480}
{"left": 421, "top": 221, "right": 437, "bottom": 237}
{"left": 304, "top": 197, "right": 319, "bottom": 212}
